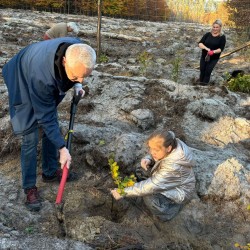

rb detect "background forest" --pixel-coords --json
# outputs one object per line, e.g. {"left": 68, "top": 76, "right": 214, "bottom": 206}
{"left": 0, "top": 0, "right": 249, "bottom": 33}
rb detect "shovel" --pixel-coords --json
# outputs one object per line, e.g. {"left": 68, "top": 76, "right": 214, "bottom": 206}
{"left": 55, "top": 89, "right": 83, "bottom": 205}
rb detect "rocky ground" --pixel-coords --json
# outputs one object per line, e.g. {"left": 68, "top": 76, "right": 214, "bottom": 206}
{"left": 0, "top": 8, "right": 249, "bottom": 250}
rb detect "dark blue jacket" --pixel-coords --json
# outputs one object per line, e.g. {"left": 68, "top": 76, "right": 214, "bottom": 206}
{"left": 2, "top": 37, "right": 82, "bottom": 149}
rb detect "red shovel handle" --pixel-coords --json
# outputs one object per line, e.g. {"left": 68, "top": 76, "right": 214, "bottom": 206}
{"left": 55, "top": 165, "right": 68, "bottom": 204}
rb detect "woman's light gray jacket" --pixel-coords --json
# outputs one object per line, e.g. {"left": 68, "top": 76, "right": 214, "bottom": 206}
{"left": 124, "top": 139, "right": 196, "bottom": 203}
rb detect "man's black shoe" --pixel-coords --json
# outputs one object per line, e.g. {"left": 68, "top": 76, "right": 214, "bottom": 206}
{"left": 42, "top": 169, "right": 78, "bottom": 183}
{"left": 199, "top": 82, "right": 208, "bottom": 86}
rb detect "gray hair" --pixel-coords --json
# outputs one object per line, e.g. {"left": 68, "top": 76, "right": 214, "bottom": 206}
{"left": 67, "top": 22, "right": 79, "bottom": 34}
{"left": 65, "top": 44, "right": 96, "bottom": 69}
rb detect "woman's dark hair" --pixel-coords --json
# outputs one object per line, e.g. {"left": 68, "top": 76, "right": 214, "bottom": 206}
{"left": 147, "top": 129, "right": 177, "bottom": 150}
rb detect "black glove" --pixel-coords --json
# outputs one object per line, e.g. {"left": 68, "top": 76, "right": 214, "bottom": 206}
{"left": 205, "top": 54, "right": 210, "bottom": 62}
{"left": 83, "top": 85, "right": 90, "bottom": 96}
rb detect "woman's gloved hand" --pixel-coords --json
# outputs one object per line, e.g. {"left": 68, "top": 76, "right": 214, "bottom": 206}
{"left": 208, "top": 50, "right": 214, "bottom": 56}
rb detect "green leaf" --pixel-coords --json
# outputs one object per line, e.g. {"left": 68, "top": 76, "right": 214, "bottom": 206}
{"left": 25, "top": 226, "right": 34, "bottom": 234}
{"left": 99, "top": 140, "right": 106, "bottom": 146}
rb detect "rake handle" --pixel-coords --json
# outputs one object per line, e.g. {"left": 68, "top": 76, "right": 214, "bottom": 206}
{"left": 55, "top": 90, "right": 83, "bottom": 204}
{"left": 55, "top": 165, "right": 68, "bottom": 204}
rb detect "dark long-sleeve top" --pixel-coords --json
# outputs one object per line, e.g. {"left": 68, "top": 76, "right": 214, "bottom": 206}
{"left": 199, "top": 32, "right": 226, "bottom": 59}
{"left": 2, "top": 37, "right": 82, "bottom": 149}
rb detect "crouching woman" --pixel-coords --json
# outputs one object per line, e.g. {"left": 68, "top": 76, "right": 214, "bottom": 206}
{"left": 111, "top": 129, "right": 196, "bottom": 221}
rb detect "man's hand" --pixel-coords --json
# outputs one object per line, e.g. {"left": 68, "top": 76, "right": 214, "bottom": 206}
{"left": 74, "top": 83, "right": 85, "bottom": 97}
{"left": 208, "top": 50, "right": 214, "bottom": 56}
{"left": 59, "top": 147, "right": 71, "bottom": 169}
{"left": 111, "top": 189, "right": 123, "bottom": 200}
{"left": 141, "top": 158, "right": 151, "bottom": 171}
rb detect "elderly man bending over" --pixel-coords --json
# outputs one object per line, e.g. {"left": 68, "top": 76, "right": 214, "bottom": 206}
{"left": 2, "top": 37, "right": 96, "bottom": 211}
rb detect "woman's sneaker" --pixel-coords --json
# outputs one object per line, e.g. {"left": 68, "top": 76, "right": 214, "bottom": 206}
{"left": 24, "top": 186, "right": 42, "bottom": 211}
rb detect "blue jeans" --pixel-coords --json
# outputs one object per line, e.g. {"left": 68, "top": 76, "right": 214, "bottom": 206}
{"left": 135, "top": 165, "right": 183, "bottom": 221}
{"left": 21, "top": 128, "right": 58, "bottom": 190}
{"left": 143, "top": 193, "right": 183, "bottom": 221}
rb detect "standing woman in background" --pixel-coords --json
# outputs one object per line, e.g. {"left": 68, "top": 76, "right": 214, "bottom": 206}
{"left": 198, "top": 19, "right": 226, "bottom": 85}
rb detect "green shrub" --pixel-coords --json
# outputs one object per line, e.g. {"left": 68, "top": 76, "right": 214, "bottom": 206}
{"left": 171, "top": 55, "right": 182, "bottom": 83}
{"left": 227, "top": 74, "right": 250, "bottom": 94}
{"left": 137, "top": 51, "right": 153, "bottom": 75}
{"left": 99, "top": 53, "right": 109, "bottom": 63}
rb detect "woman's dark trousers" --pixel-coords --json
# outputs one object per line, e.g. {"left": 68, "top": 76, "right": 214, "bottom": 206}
{"left": 199, "top": 57, "right": 219, "bottom": 84}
